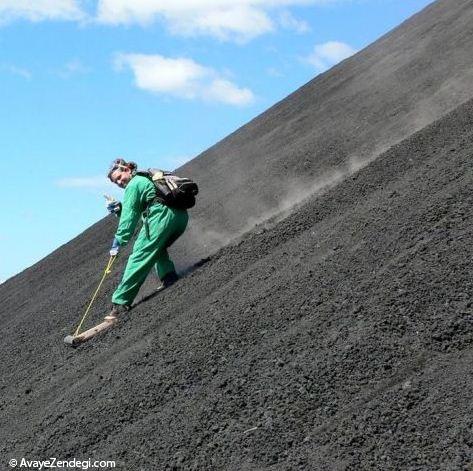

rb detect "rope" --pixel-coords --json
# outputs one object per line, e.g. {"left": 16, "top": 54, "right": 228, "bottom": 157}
{"left": 73, "top": 255, "right": 117, "bottom": 337}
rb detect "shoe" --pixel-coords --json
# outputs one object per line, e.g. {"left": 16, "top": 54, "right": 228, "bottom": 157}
{"left": 106, "top": 303, "right": 131, "bottom": 320}
{"left": 157, "top": 271, "right": 179, "bottom": 292}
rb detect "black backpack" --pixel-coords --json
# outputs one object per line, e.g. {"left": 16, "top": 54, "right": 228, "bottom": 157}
{"left": 137, "top": 169, "right": 199, "bottom": 210}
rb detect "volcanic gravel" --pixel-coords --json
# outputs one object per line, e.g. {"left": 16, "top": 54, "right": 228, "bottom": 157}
{"left": 2, "top": 93, "right": 473, "bottom": 471}
{"left": 176, "top": 0, "right": 473, "bottom": 267}
{"left": 2, "top": 1, "right": 473, "bottom": 469}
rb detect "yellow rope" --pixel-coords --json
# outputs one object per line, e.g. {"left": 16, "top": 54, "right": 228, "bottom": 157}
{"left": 73, "top": 255, "right": 117, "bottom": 337}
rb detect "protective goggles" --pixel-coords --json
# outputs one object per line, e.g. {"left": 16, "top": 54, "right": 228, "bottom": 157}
{"left": 107, "top": 159, "right": 128, "bottom": 179}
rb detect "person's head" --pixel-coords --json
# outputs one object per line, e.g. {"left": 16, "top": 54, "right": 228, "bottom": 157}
{"left": 108, "top": 158, "right": 137, "bottom": 188}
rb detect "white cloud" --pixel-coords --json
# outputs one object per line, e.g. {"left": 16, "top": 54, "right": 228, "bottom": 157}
{"left": 166, "top": 5, "right": 273, "bottom": 42}
{"left": 278, "top": 10, "right": 309, "bottom": 33}
{"left": 0, "top": 0, "right": 84, "bottom": 23}
{"left": 57, "top": 59, "right": 90, "bottom": 78}
{"left": 0, "top": 0, "right": 338, "bottom": 43}
{"left": 305, "top": 41, "right": 357, "bottom": 72}
{"left": 0, "top": 63, "right": 32, "bottom": 79}
{"left": 204, "top": 78, "right": 254, "bottom": 105}
{"left": 96, "top": 0, "right": 331, "bottom": 42}
{"left": 115, "top": 53, "right": 255, "bottom": 106}
{"left": 115, "top": 54, "right": 207, "bottom": 98}
{"left": 267, "top": 67, "right": 283, "bottom": 77}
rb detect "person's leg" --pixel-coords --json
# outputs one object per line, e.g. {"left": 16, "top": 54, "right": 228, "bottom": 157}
{"left": 154, "top": 248, "right": 175, "bottom": 280}
{"left": 112, "top": 228, "right": 161, "bottom": 306}
{"left": 113, "top": 206, "right": 189, "bottom": 305}
{"left": 153, "top": 208, "right": 189, "bottom": 280}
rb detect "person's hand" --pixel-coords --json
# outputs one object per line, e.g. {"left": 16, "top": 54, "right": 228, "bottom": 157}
{"left": 107, "top": 200, "right": 122, "bottom": 216}
{"left": 110, "top": 238, "right": 120, "bottom": 256}
{"left": 104, "top": 194, "right": 122, "bottom": 217}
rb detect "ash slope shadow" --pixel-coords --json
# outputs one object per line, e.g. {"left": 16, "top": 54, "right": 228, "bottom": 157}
{"left": 132, "top": 256, "right": 212, "bottom": 309}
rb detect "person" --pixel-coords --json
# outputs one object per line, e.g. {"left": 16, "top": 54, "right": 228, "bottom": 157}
{"left": 106, "top": 158, "right": 189, "bottom": 317}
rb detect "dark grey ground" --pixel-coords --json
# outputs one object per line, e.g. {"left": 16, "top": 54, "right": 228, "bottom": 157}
{"left": 1, "top": 0, "right": 473, "bottom": 469}
{"left": 176, "top": 0, "right": 473, "bottom": 266}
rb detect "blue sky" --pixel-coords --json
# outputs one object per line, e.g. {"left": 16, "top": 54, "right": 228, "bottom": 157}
{"left": 0, "top": 0, "right": 433, "bottom": 283}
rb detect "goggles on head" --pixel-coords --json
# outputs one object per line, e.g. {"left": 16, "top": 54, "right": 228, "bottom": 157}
{"left": 107, "top": 158, "right": 128, "bottom": 180}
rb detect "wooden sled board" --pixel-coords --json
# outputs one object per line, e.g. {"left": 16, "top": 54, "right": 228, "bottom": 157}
{"left": 64, "top": 316, "right": 117, "bottom": 347}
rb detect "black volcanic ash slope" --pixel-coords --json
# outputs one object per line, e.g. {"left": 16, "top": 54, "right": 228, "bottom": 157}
{"left": 176, "top": 0, "right": 473, "bottom": 265}
{"left": 1, "top": 93, "right": 473, "bottom": 470}
{"left": 2, "top": 0, "right": 473, "bottom": 468}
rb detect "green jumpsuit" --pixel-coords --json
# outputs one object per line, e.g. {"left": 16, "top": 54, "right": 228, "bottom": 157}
{"left": 112, "top": 175, "right": 188, "bottom": 306}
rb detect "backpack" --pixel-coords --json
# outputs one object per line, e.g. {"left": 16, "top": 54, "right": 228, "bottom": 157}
{"left": 136, "top": 169, "right": 199, "bottom": 210}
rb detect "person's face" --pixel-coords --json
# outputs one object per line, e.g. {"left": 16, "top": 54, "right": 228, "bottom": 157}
{"left": 110, "top": 167, "right": 132, "bottom": 188}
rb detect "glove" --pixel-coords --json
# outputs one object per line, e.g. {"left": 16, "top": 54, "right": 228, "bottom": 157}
{"left": 110, "top": 237, "right": 120, "bottom": 256}
{"left": 107, "top": 200, "right": 122, "bottom": 216}
{"left": 104, "top": 195, "right": 122, "bottom": 217}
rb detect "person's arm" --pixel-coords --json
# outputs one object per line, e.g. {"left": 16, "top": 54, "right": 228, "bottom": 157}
{"left": 114, "top": 179, "right": 142, "bottom": 246}
{"left": 109, "top": 237, "right": 120, "bottom": 256}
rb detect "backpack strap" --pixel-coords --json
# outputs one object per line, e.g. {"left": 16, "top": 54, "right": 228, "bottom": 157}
{"left": 134, "top": 169, "right": 167, "bottom": 239}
